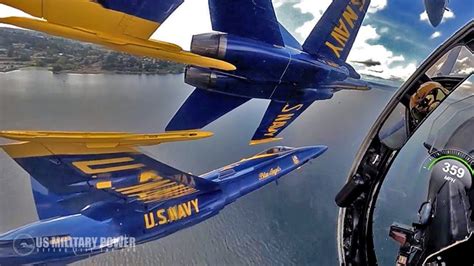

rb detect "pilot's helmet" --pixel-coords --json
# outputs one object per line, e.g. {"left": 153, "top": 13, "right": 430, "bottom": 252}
{"left": 271, "top": 147, "right": 280, "bottom": 154}
{"left": 409, "top": 81, "right": 449, "bottom": 122}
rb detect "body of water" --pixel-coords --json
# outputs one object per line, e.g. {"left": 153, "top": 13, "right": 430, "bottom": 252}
{"left": 0, "top": 69, "right": 396, "bottom": 265}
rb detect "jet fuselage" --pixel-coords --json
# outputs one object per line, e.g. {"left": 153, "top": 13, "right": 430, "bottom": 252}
{"left": 0, "top": 146, "right": 326, "bottom": 264}
{"left": 424, "top": 0, "right": 448, "bottom": 27}
{"left": 186, "top": 31, "right": 366, "bottom": 103}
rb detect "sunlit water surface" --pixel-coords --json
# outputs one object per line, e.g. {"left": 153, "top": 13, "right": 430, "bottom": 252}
{"left": 0, "top": 69, "right": 397, "bottom": 265}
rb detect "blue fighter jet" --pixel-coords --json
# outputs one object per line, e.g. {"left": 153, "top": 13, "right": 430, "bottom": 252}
{"left": 166, "top": 0, "right": 372, "bottom": 145}
{"left": 424, "top": 0, "right": 450, "bottom": 27}
{"left": 0, "top": 130, "right": 326, "bottom": 264}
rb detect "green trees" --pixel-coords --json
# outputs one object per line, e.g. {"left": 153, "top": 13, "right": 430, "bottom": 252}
{"left": 52, "top": 64, "right": 63, "bottom": 73}
{"left": 0, "top": 27, "right": 185, "bottom": 74}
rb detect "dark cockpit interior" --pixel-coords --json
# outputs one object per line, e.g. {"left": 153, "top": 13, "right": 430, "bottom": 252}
{"left": 257, "top": 146, "right": 294, "bottom": 156}
{"left": 336, "top": 23, "right": 474, "bottom": 266}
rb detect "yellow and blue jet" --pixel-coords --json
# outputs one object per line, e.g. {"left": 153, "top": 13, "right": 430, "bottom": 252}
{"left": 0, "top": 130, "right": 326, "bottom": 264}
{"left": 0, "top": 0, "right": 235, "bottom": 71}
{"left": 1, "top": 0, "right": 370, "bottom": 145}
{"left": 166, "top": 0, "right": 371, "bottom": 145}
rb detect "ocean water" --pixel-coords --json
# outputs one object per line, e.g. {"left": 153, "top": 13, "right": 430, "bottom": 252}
{"left": 0, "top": 69, "right": 396, "bottom": 265}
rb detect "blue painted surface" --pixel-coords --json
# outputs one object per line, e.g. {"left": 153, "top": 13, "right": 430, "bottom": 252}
{"left": 302, "top": 0, "right": 369, "bottom": 62}
{"left": 166, "top": 88, "right": 250, "bottom": 131}
{"left": 424, "top": 0, "right": 448, "bottom": 27}
{"left": 97, "top": 0, "right": 184, "bottom": 24}
{"left": 167, "top": 0, "right": 372, "bottom": 143}
{"left": 0, "top": 145, "right": 326, "bottom": 264}
{"left": 209, "top": 0, "right": 284, "bottom": 46}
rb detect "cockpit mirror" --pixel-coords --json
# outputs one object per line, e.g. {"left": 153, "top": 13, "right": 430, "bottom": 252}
{"left": 404, "top": 44, "right": 473, "bottom": 133}
{"left": 377, "top": 33, "right": 473, "bottom": 151}
{"left": 426, "top": 45, "right": 474, "bottom": 78}
{"left": 378, "top": 103, "right": 408, "bottom": 150}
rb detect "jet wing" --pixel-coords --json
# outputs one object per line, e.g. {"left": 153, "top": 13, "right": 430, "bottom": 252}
{"left": 0, "top": 130, "right": 213, "bottom": 148}
{"left": 209, "top": 0, "right": 284, "bottom": 46}
{"left": 166, "top": 88, "right": 250, "bottom": 131}
{"left": 0, "top": 130, "right": 219, "bottom": 220}
{"left": 0, "top": 0, "right": 235, "bottom": 70}
{"left": 250, "top": 100, "right": 314, "bottom": 145}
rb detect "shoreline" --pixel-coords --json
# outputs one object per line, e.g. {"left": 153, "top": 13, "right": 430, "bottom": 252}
{"left": 0, "top": 66, "right": 184, "bottom": 75}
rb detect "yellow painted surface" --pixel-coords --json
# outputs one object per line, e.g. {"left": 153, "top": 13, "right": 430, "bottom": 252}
{"left": 116, "top": 177, "right": 197, "bottom": 203}
{"left": 72, "top": 157, "right": 145, "bottom": 175}
{"left": 139, "top": 171, "right": 162, "bottom": 183}
{"left": 240, "top": 153, "right": 276, "bottom": 162}
{"left": 324, "top": 0, "right": 366, "bottom": 59}
{"left": 0, "top": 141, "right": 138, "bottom": 158}
{"left": 0, "top": 0, "right": 237, "bottom": 70}
{"left": 0, "top": 130, "right": 213, "bottom": 145}
{"left": 258, "top": 166, "right": 281, "bottom": 180}
{"left": 96, "top": 181, "right": 112, "bottom": 189}
{"left": 143, "top": 198, "right": 199, "bottom": 229}
{"left": 0, "top": 130, "right": 213, "bottom": 158}
{"left": 249, "top": 137, "right": 283, "bottom": 146}
{"left": 116, "top": 180, "right": 172, "bottom": 194}
{"left": 141, "top": 186, "right": 195, "bottom": 202}
{"left": 1, "top": 0, "right": 161, "bottom": 39}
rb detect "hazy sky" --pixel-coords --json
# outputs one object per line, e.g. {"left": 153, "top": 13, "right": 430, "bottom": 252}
{"left": 0, "top": 0, "right": 472, "bottom": 80}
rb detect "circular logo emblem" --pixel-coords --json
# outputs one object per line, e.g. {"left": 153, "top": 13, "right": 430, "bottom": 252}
{"left": 13, "top": 234, "right": 35, "bottom": 257}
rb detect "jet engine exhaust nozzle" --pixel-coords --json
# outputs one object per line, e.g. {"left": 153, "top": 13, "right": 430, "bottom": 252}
{"left": 191, "top": 33, "right": 227, "bottom": 60}
{"left": 185, "top": 66, "right": 217, "bottom": 89}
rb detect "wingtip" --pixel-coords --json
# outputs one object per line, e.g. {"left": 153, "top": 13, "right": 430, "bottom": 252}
{"left": 0, "top": 130, "right": 214, "bottom": 145}
{"left": 197, "top": 58, "right": 236, "bottom": 71}
{"left": 0, "top": 130, "right": 31, "bottom": 140}
{"left": 164, "top": 130, "right": 214, "bottom": 139}
{"left": 249, "top": 137, "right": 283, "bottom": 146}
{"left": 220, "top": 62, "right": 237, "bottom": 71}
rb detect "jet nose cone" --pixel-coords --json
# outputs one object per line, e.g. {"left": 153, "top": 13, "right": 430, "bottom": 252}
{"left": 428, "top": 13, "right": 443, "bottom": 27}
{"left": 299, "top": 145, "right": 328, "bottom": 161}
{"left": 309, "top": 145, "right": 328, "bottom": 159}
{"left": 424, "top": 0, "right": 445, "bottom": 27}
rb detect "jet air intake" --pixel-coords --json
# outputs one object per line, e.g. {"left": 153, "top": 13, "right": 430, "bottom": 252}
{"left": 191, "top": 33, "right": 227, "bottom": 60}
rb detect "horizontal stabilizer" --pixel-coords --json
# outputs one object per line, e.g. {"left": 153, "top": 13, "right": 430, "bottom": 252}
{"left": 166, "top": 89, "right": 250, "bottom": 131}
{"left": 302, "top": 0, "right": 371, "bottom": 62}
{"left": 250, "top": 100, "right": 315, "bottom": 145}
